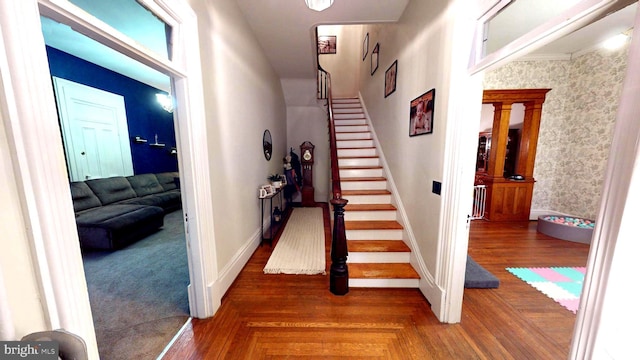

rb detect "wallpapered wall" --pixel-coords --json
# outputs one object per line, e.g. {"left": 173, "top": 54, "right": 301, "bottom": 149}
{"left": 484, "top": 43, "right": 630, "bottom": 219}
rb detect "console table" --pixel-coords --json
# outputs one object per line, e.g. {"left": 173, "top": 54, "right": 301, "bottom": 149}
{"left": 259, "top": 187, "right": 285, "bottom": 246}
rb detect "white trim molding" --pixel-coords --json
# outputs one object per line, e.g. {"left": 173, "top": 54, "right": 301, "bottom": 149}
{"left": 0, "top": 0, "right": 98, "bottom": 355}
{"left": 570, "top": 5, "right": 640, "bottom": 358}
{"left": 0, "top": 0, "right": 219, "bottom": 358}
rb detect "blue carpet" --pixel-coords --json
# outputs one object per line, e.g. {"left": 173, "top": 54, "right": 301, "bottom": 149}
{"left": 465, "top": 255, "right": 500, "bottom": 288}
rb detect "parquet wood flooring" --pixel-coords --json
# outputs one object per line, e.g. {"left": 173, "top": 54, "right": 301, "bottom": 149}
{"left": 163, "top": 212, "right": 590, "bottom": 359}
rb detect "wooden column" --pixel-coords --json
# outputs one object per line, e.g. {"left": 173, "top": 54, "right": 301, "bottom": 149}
{"left": 487, "top": 102, "right": 512, "bottom": 179}
{"left": 517, "top": 100, "right": 544, "bottom": 178}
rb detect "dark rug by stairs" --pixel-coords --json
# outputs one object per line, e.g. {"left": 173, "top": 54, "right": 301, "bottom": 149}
{"left": 82, "top": 210, "right": 189, "bottom": 359}
{"left": 465, "top": 255, "right": 500, "bottom": 288}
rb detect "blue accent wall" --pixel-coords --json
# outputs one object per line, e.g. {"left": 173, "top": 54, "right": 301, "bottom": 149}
{"left": 46, "top": 46, "right": 178, "bottom": 175}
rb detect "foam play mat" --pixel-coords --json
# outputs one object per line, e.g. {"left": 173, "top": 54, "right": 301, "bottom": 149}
{"left": 506, "top": 267, "right": 586, "bottom": 314}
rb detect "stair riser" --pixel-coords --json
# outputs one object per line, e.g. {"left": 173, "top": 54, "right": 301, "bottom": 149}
{"left": 343, "top": 194, "right": 391, "bottom": 204}
{"left": 346, "top": 229, "right": 402, "bottom": 240}
{"left": 340, "top": 181, "right": 386, "bottom": 191}
{"left": 333, "top": 102, "right": 362, "bottom": 110}
{"left": 338, "top": 157, "right": 380, "bottom": 167}
{"left": 336, "top": 132, "right": 371, "bottom": 141}
{"left": 348, "top": 252, "right": 411, "bottom": 263}
{"left": 332, "top": 99, "right": 359, "bottom": 102}
{"left": 340, "top": 168, "right": 383, "bottom": 178}
{"left": 336, "top": 125, "right": 369, "bottom": 133}
{"left": 337, "top": 140, "right": 374, "bottom": 148}
{"left": 334, "top": 114, "right": 365, "bottom": 120}
{"left": 337, "top": 148, "right": 376, "bottom": 157}
{"left": 335, "top": 119, "right": 367, "bottom": 126}
{"left": 344, "top": 210, "right": 396, "bottom": 221}
{"left": 333, "top": 109, "right": 363, "bottom": 114}
{"left": 349, "top": 278, "right": 420, "bottom": 288}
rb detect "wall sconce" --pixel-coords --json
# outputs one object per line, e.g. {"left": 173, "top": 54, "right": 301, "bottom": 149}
{"left": 156, "top": 93, "right": 174, "bottom": 113}
{"left": 305, "top": 0, "right": 334, "bottom": 12}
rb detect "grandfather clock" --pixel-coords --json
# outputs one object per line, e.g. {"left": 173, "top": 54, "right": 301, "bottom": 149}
{"left": 300, "top": 141, "right": 315, "bottom": 207}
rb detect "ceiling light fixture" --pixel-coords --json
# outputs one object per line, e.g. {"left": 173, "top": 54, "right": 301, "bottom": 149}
{"left": 602, "top": 33, "right": 629, "bottom": 50}
{"left": 305, "top": 0, "right": 334, "bottom": 12}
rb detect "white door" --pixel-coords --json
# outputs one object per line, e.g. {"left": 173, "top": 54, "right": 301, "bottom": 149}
{"left": 53, "top": 77, "right": 134, "bottom": 181}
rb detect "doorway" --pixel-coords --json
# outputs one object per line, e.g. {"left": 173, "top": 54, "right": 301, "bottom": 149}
{"left": 44, "top": 8, "right": 189, "bottom": 357}
{"left": 0, "top": 0, "right": 218, "bottom": 358}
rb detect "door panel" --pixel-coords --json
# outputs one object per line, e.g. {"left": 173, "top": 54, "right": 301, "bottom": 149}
{"left": 53, "top": 77, "right": 133, "bottom": 181}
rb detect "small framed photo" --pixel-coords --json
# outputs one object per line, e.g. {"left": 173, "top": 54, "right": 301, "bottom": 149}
{"left": 259, "top": 184, "right": 275, "bottom": 198}
{"left": 280, "top": 174, "right": 287, "bottom": 185}
{"left": 371, "top": 43, "right": 379, "bottom": 75}
{"left": 409, "top": 88, "right": 435, "bottom": 137}
{"left": 264, "top": 185, "right": 275, "bottom": 195}
{"left": 384, "top": 60, "right": 397, "bottom": 98}
{"left": 362, "top": 33, "right": 369, "bottom": 61}
{"left": 318, "top": 35, "right": 336, "bottom": 54}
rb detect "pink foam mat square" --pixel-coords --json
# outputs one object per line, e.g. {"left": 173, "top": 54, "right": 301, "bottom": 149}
{"left": 531, "top": 267, "right": 572, "bottom": 282}
{"left": 558, "top": 298, "right": 580, "bottom": 314}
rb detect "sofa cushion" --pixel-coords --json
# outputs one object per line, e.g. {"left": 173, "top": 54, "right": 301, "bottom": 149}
{"left": 120, "top": 190, "right": 181, "bottom": 211}
{"left": 127, "top": 174, "right": 164, "bottom": 197}
{"left": 76, "top": 204, "right": 164, "bottom": 250}
{"left": 156, "top": 172, "right": 180, "bottom": 191}
{"left": 70, "top": 182, "right": 102, "bottom": 212}
{"left": 85, "top": 177, "right": 137, "bottom": 205}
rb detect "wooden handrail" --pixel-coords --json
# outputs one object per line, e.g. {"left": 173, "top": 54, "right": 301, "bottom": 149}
{"left": 321, "top": 67, "right": 349, "bottom": 295}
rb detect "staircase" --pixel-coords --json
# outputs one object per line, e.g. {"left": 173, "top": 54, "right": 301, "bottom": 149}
{"left": 331, "top": 97, "right": 420, "bottom": 288}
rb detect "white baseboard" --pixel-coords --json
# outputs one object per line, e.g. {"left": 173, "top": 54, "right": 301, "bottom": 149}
{"left": 215, "top": 227, "right": 262, "bottom": 296}
{"left": 530, "top": 209, "right": 571, "bottom": 220}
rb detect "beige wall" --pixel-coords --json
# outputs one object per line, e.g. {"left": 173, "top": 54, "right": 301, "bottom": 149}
{"left": 282, "top": 79, "right": 330, "bottom": 203}
{"left": 317, "top": 25, "right": 362, "bottom": 98}
{"left": 484, "top": 42, "right": 630, "bottom": 219}
{"left": 0, "top": 105, "right": 47, "bottom": 339}
{"left": 186, "top": 0, "right": 287, "bottom": 272}
{"left": 357, "top": 0, "right": 454, "bottom": 276}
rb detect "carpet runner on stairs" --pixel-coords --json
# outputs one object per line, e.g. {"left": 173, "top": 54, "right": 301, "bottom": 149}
{"left": 332, "top": 97, "right": 420, "bottom": 288}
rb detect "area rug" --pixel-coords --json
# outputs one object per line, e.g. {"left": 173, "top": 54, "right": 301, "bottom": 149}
{"left": 465, "top": 256, "right": 500, "bottom": 288}
{"left": 263, "top": 207, "right": 326, "bottom": 275}
{"left": 506, "top": 267, "right": 586, "bottom": 313}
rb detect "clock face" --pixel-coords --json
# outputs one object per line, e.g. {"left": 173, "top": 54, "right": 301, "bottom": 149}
{"left": 303, "top": 149, "right": 312, "bottom": 161}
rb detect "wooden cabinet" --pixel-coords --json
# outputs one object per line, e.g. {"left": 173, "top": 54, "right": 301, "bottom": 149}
{"left": 477, "top": 89, "right": 550, "bottom": 221}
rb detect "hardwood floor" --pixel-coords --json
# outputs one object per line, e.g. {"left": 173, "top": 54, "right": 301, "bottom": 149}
{"left": 163, "top": 208, "right": 590, "bottom": 359}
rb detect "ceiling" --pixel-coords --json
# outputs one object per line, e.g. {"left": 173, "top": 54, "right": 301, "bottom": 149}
{"left": 40, "top": 0, "right": 637, "bottom": 91}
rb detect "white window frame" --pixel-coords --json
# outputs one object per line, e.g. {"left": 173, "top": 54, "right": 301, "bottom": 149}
{"left": 470, "top": 0, "right": 619, "bottom": 73}
{"left": 0, "top": 1, "right": 218, "bottom": 358}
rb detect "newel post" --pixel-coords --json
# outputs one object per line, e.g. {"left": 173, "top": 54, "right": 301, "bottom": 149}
{"left": 330, "top": 197, "right": 349, "bottom": 295}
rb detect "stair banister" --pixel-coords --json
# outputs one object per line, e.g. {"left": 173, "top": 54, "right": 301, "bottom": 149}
{"left": 320, "top": 66, "right": 349, "bottom": 295}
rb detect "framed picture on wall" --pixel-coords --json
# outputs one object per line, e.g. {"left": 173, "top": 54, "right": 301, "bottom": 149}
{"left": 317, "top": 35, "right": 336, "bottom": 54}
{"left": 371, "top": 43, "right": 379, "bottom": 75}
{"left": 362, "top": 33, "right": 369, "bottom": 61}
{"left": 409, "top": 88, "right": 435, "bottom": 137}
{"left": 384, "top": 60, "right": 397, "bottom": 98}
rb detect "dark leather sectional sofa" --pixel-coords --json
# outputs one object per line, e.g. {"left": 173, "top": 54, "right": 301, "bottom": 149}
{"left": 70, "top": 172, "right": 180, "bottom": 250}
